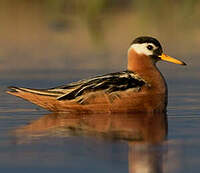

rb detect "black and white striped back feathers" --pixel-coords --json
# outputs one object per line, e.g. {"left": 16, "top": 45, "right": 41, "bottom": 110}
{"left": 56, "top": 70, "right": 149, "bottom": 100}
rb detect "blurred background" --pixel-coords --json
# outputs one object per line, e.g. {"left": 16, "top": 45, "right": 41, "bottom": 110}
{"left": 0, "top": 0, "right": 199, "bottom": 81}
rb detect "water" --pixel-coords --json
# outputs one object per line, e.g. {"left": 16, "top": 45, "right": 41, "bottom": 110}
{"left": 0, "top": 1, "right": 200, "bottom": 172}
{"left": 0, "top": 75, "right": 200, "bottom": 173}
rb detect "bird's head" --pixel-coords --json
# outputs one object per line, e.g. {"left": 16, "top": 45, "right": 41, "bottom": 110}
{"left": 128, "top": 36, "right": 186, "bottom": 66}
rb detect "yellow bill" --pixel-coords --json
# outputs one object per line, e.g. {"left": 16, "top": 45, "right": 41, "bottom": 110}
{"left": 159, "top": 53, "right": 186, "bottom": 65}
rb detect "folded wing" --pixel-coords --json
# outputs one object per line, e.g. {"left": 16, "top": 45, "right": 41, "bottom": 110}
{"left": 8, "top": 71, "right": 149, "bottom": 103}
{"left": 56, "top": 70, "right": 148, "bottom": 100}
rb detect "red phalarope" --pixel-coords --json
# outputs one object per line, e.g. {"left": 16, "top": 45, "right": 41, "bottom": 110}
{"left": 7, "top": 36, "right": 186, "bottom": 113}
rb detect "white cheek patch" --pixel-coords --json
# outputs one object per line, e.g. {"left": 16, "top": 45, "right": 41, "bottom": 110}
{"left": 130, "top": 43, "right": 156, "bottom": 56}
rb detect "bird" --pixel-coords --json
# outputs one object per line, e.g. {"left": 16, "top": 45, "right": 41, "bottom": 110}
{"left": 7, "top": 36, "right": 186, "bottom": 113}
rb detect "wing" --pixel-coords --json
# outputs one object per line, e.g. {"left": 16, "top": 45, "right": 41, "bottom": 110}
{"left": 56, "top": 70, "right": 149, "bottom": 101}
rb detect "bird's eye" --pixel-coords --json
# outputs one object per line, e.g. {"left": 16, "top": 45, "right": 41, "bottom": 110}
{"left": 147, "top": 45, "right": 153, "bottom": 50}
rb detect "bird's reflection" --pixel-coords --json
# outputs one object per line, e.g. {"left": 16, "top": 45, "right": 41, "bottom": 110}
{"left": 13, "top": 112, "right": 168, "bottom": 173}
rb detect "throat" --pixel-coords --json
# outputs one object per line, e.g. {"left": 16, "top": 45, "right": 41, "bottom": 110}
{"left": 127, "top": 50, "right": 156, "bottom": 72}
{"left": 127, "top": 49, "right": 166, "bottom": 93}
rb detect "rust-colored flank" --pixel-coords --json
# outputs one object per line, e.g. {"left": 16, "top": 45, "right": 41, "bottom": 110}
{"left": 7, "top": 36, "right": 186, "bottom": 113}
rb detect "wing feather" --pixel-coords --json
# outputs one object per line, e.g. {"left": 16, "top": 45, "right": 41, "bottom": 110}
{"left": 57, "top": 71, "right": 148, "bottom": 100}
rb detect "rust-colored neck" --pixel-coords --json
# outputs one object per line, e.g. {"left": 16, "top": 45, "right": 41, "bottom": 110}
{"left": 127, "top": 48, "right": 167, "bottom": 94}
{"left": 127, "top": 48, "right": 155, "bottom": 72}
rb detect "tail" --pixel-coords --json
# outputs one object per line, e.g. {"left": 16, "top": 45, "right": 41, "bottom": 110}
{"left": 7, "top": 86, "right": 63, "bottom": 97}
{"left": 6, "top": 86, "right": 65, "bottom": 111}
